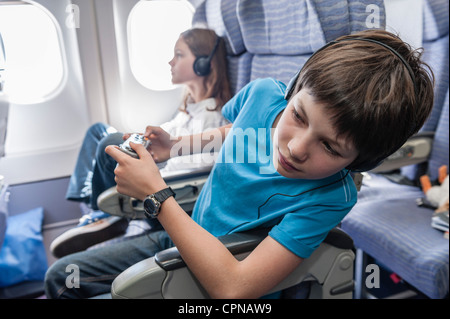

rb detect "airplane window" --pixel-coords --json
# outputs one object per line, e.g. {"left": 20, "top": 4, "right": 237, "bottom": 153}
{"left": 128, "top": 0, "right": 194, "bottom": 91}
{"left": 0, "top": 3, "right": 64, "bottom": 103}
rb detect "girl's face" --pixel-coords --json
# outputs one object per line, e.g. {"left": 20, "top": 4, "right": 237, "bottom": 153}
{"left": 273, "top": 89, "right": 358, "bottom": 180}
{"left": 168, "top": 37, "right": 198, "bottom": 85}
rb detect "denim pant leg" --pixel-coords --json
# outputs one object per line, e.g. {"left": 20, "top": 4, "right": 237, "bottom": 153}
{"left": 66, "top": 123, "right": 117, "bottom": 203}
{"left": 44, "top": 230, "right": 173, "bottom": 299}
{"left": 90, "top": 132, "right": 124, "bottom": 209}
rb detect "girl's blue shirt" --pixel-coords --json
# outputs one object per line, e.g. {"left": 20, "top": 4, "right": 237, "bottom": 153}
{"left": 191, "top": 78, "right": 357, "bottom": 258}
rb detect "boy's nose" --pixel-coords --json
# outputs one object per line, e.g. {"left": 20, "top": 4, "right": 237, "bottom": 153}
{"left": 288, "top": 137, "right": 310, "bottom": 163}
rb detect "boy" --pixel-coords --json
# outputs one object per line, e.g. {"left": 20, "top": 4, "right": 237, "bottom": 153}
{"left": 45, "top": 30, "right": 434, "bottom": 298}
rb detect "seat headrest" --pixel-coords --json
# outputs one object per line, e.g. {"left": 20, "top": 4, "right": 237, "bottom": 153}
{"left": 428, "top": 89, "right": 449, "bottom": 181}
{"left": 314, "top": 0, "right": 385, "bottom": 42}
{"left": 237, "top": 0, "right": 386, "bottom": 56}
{"left": 237, "top": 0, "right": 326, "bottom": 55}
{"left": 423, "top": 0, "right": 449, "bottom": 41}
{"left": 192, "top": 0, "right": 246, "bottom": 55}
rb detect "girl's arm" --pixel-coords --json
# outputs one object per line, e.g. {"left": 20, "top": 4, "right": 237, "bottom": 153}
{"left": 105, "top": 143, "right": 303, "bottom": 299}
{"left": 142, "top": 124, "right": 232, "bottom": 163}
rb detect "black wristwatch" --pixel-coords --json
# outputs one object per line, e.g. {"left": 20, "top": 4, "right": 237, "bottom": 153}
{"left": 143, "top": 187, "right": 176, "bottom": 219}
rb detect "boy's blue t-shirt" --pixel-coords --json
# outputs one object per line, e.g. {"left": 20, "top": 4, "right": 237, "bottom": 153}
{"left": 191, "top": 78, "right": 357, "bottom": 258}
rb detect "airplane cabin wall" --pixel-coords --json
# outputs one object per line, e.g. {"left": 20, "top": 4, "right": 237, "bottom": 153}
{"left": 0, "top": 0, "right": 190, "bottom": 186}
{"left": 0, "top": 0, "right": 91, "bottom": 185}
{"left": 0, "top": 0, "right": 193, "bottom": 266}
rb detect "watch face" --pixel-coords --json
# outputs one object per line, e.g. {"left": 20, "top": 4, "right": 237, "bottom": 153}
{"left": 144, "top": 196, "right": 160, "bottom": 216}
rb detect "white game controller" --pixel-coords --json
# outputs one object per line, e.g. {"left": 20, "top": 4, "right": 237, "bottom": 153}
{"left": 119, "top": 133, "right": 150, "bottom": 158}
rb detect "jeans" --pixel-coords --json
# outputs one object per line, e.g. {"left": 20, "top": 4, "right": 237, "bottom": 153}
{"left": 44, "top": 230, "right": 174, "bottom": 298}
{"left": 66, "top": 123, "right": 123, "bottom": 210}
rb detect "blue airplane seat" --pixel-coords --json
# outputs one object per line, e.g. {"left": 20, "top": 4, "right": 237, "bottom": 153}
{"left": 341, "top": 0, "right": 449, "bottom": 299}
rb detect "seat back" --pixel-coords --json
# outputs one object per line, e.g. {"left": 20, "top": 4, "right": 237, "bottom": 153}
{"left": 192, "top": 0, "right": 251, "bottom": 95}
{"left": 238, "top": 0, "right": 385, "bottom": 86}
{"left": 401, "top": 0, "right": 449, "bottom": 181}
{"left": 0, "top": 31, "right": 8, "bottom": 248}
{"left": 428, "top": 89, "right": 449, "bottom": 179}
{"left": 422, "top": 0, "right": 449, "bottom": 180}
{"left": 192, "top": 0, "right": 386, "bottom": 95}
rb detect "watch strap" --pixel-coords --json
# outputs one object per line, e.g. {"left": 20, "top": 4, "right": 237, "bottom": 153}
{"left": 153, "top": 187, "right": 176, "bottom": 202}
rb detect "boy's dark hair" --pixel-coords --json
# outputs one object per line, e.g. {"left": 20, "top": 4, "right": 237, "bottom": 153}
{"left": 292, "top": 29, "right": 434, "bottom": 171}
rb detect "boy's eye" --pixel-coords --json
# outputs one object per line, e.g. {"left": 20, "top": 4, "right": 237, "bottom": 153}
{"left": 323, "top": 141, "right": 341, "bottom": 157}
{"left": 292, "top": 105, "right": 342, "bottom": 158}
{"left": 292, "top": 108, "right": 304, "bottom": 124}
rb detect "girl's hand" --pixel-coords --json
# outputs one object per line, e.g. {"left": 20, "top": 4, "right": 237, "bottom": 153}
{"left": 105, "top": 143, "right": 167, "bottom": 200}
{"left": 143, "top": 126, "right": 179, "bottom": 163}
{"left": 122, "top": 133, "right": 131, "bottom": 141}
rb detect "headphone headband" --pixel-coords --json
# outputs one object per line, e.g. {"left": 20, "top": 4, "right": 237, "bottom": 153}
{"left": 345, "top": 38, "right": 418, "bottom": 95}
{"left": 285, "top": 37, "right": 418, "bottom": 101}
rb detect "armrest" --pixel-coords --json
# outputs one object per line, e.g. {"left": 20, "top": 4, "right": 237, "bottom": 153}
{"left": 371, "top": 132, "right": 434, "bottom": 173}
{"left": 155, "top": 228, "right": 268, "bottom": 271}
{"left": 111, "top": 228, "right": 355, "bottom": 299}
{"left": 160, "top": 166, "right": 212, "bottom": 184}
{"left": 155, "top": 228, "right": 353, "bottom": 271}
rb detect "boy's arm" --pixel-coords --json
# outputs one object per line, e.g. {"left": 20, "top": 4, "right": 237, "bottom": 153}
{"left": 173, "top": 123, "right": 232, "bottom": 156}
{"left": 106, "top": 143, "right": 304, "bottom": 298}
{"left": 158, "top": 197, "right": 304, "bottom": 298}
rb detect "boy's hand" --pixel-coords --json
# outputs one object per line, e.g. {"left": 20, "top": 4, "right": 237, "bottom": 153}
{"left": 105, "top": 143, "right": 167, "bottom": 200}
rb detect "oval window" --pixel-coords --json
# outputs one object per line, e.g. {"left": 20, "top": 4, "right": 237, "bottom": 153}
{"left": 0, "top": 3, "right": 64, "bottom": 104}
{"left": 128, "top": 0, "right": 194, "bottom": 91}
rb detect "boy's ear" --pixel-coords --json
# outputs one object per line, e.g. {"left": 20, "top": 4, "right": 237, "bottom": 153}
{"left": 347, "top": 161, "right": 382, "bottom": 173}
{"left": 346, "top": 156, "right": 386, "bottom": 173}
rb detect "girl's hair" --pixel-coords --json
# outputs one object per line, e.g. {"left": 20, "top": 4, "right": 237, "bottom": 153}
{"left": 180, "top": 28, "right": 232, "bottom": 111}
{"left": 292, "top": 29, "right": 434, "bottom": 170}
